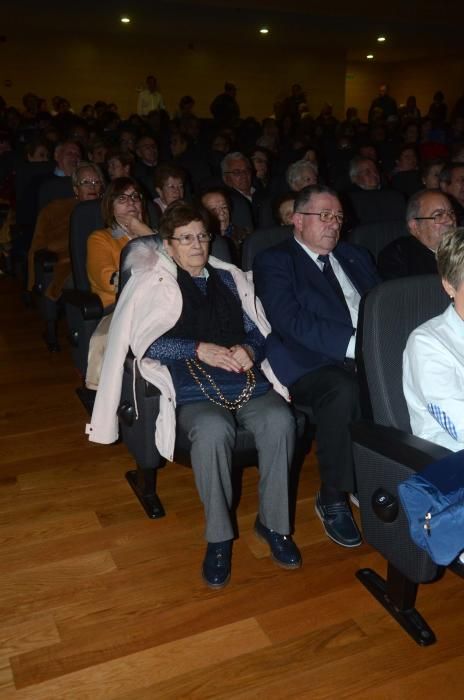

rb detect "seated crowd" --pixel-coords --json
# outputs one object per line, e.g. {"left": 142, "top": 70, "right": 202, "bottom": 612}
{"left": 2, "top": 80, "right": 464, "bottom": 586}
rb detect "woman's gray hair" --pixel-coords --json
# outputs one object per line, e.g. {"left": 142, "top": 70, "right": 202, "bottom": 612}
{"left": 286, "top": 160, "right": 318, "bottom": 190}
{"left": 71, "top": 161, "right": 104, "bottom": 187}
{"left": 436, "top": 227, "right": 464, "bottom": 288}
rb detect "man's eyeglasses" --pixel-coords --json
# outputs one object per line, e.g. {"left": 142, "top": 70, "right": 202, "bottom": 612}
{"left": 170, "top": 232, "right": 212, "bottom": 245}
{"left": 116, "top": 192, "right": 143, "bottom": 204}
{"left": 414, "top": 209, "right": 456, "bottom": 224}
{"left": 224, "top": 169, "right": 251, "bottom": 177}
{"left": 79, "top": 179, "right": 102, "bottom": 187}
{"left": 298, "top": 210, "right": 344, "bottom": 224}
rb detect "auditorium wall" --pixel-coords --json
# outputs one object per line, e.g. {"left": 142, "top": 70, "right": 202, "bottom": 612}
{"left": 346, "top": 56, "right": 464, "bottom": 122}
{"left": 1, "top": 34, "right": 346, "bottom": 120}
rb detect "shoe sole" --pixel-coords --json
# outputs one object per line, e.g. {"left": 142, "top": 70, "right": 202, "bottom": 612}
{"left": 349, "top": 492, "right": 360, "bottom": 508}
{"left": 201, "top": 568, "right": 231, "bottom": 590}
{"left": 254, "top": 529, "right": 302, "bottom": 569}
{"left": 314, "top": 503, "right": 362, "bottom": 548}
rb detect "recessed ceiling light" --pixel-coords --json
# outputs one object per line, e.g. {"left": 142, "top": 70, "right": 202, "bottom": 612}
{"left": 366, "top": 54, "right": 374, "bottom": 60}
{"left": 121, "top": 16, "right": 131, "bottom": 24}
{"left": 377, "top": 36, "right": 386, "bottom": 42}
{"left": 259, "top": 28, "right": 269, "bottom": 34}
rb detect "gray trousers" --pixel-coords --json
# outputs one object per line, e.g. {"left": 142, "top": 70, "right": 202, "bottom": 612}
{"left": 177, "top": 390, "right": 296, "bottom": 543}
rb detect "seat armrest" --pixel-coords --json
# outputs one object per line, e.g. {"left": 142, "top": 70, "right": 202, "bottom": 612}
{"left": 351, "top": 421, "right": 451, "bottom": 472}
{"left": 62, "top": 289, "right": 104, "bottom": 320}
{"left": 34, "top": 248, "right": 58, "bottom": 272}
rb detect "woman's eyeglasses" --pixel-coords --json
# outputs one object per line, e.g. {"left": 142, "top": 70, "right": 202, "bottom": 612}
{"left": 116, "top": 192, "right": 143, "bottom": 203}
{"left": 170, "top": 232, "right": 212, "bottom": 245}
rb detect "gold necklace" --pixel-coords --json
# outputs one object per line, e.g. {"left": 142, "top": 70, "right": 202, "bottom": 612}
{"left": 185, "top": 358, "right": 256, "bottom": 410}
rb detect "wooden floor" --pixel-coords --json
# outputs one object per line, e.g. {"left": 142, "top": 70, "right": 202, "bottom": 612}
{"left": 1, "top": 275, "right": 464, "bottom": 699}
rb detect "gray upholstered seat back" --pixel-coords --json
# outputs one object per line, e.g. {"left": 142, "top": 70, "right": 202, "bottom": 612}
{"left": 360, "top": 275, "right": 448, "bottom": 430}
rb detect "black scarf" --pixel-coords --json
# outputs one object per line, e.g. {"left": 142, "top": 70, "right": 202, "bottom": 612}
{"left": 165, "top": 264, "right": 245, "bottom": 347}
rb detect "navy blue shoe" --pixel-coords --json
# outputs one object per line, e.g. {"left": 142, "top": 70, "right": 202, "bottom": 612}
{"left": 315, "top": 492, "right": 362, "bottom": 548}
{"left": 202, "top": 540, "right": 232, "bottom": 589}
{"left": 254, "top": 517, "right": 302, "bottom": 569}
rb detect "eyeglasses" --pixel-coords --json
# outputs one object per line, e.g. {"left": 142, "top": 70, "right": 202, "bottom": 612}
{"left": 78, "top": 178, "right": 102, "bottom": 187}
{"left": 224, "top": 169, "right": 251, "bottom": 177}
{"left": 116, "top": 192, "right": 143, "bottom": 203}
{"left": 170, "top": 232, "right": 212, "bottom": 245}
{"left": 414, "top": 209, "right": 456, "bottom": 224}
{"left": 298, "top": 210, "right": 344, "bottom": 224}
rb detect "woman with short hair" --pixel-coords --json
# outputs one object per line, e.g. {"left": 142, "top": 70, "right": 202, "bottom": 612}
{"left": 404, "top": 227, "right": 464, "bottom": 450}
{"left": 88, "top": 200, "right": 301, "bottom": 587}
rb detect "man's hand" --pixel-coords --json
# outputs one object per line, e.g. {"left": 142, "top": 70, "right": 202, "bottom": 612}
{"left": 196, "top": 342, "right": 243, "bottom": 372}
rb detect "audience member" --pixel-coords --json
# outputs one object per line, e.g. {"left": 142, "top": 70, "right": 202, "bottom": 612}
{"left": 421, "top": 159, "right": 446, "bottom": 189}
{"left": 439, "top": 163, "right": 464, "bottom": 224}
{"left": 88, "top": 200, "right": 301, "bottom": 588}
{"left": 106, "top": 150, "right": 134, "bottom": 180}
{"left": 349, "top": 156, "right": 381, "bottom": 190}
{"left": 153, "top": 164, "right": 185, "bottom": 214}
{"left": 368, "top": 84, "right": 397, "bottom": 122}
{"left": 137, "top": 75, "right": 165, "bottom": 116}
{"left": 378, "top": 189, "right": 456, "bottom": 280}
{"left": 273, "top": 193, "right": 297, "bottom": 225}
{"left": 134, "top": 135, "right": 159, "bottom": 197}
{"left": 86, "top": 177, "right": 152, "bottom": 388}
{"left": 403, "top": 227, "right": 464, "bottom": 450}
{"left": 210, "top": 82, "right": 240, "bottom": 128}
{"left": 254, "top": 185, "right": 380, "bottom": 547}
{"left": 28, "top": 161, "right": 104, "bottom": 306}
{"left": 286, "top": 160, "right": 318, "bottom": 192}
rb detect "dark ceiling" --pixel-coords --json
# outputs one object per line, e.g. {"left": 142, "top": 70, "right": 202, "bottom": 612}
{"left": 4, "top": 0, "right": 464, "bottom": 61}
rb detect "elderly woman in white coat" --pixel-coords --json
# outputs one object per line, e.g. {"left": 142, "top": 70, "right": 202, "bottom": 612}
{"left": 87, "top": 201, "right": 301, "bottom": 588}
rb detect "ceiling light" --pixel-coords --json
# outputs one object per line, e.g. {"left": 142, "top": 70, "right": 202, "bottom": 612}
{"left": 366, "top": 54, "right": 374, "bottom": 60}
{"left": 120, "top": 16, "right": 131, "bottom": 24}
{"left": 377, "top": 36, "right": 386, "bottom": 42}
{"left": 259, "top": 28, "right": 269, "bottom": 34}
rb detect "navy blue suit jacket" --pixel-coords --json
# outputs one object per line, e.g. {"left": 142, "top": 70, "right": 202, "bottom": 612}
{"left": 254, "top": 237, "right": 380, "bottom": 386}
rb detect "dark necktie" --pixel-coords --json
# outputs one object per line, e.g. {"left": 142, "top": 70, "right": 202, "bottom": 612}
{"left": 317, "top": 254, "right": 350, "bottom": 315}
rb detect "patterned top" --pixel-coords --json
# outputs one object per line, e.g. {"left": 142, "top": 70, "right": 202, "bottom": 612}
{"left": 145, "top": 268, "right": 266, "bottom": 364}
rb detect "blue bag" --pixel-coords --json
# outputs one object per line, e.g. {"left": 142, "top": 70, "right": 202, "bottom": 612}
{"left": 168, "top": 359, "right": 270, "bottom": 407}
{"left": 398, "top": 451, "right": 464, "bottom": 566}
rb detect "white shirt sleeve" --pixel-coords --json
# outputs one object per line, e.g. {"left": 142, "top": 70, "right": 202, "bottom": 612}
{"left": 403, "top": 327, "right": 464, "bottom": 450}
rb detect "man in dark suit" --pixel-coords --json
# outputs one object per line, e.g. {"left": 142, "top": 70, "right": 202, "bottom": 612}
{"left": 378, "top": 189, "right": 456, "bottom": 280}
{"left": 254, "top": 185, "right": 380, "bottom": 547}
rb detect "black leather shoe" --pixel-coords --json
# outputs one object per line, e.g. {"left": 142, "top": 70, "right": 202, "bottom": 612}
{"left": 202, "top": 540, "right": 232, "bottom": 589}
{"left": 254, "top": 517, "right": 302, "bottom": 569}
{"left": 315, "top": 492, "right": 362, "bottom": 548}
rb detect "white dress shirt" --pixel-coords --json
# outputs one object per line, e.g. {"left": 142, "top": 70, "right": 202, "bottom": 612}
{"left": 295, "top": 239, "right": 360, "bottom": 358}
{"left": 403, "top": 304, "right": 464, "bottom": 451}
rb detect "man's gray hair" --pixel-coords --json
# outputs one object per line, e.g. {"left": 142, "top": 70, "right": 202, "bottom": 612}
{"left": 221, "top": 151, "right": 250, "bottom": 176}
{"left": 286, "top": 160, "right": 318, "bottom": 190}
{"left": 71, "top": 161, "right": 104, "bottom": 187}
{"left": 406, "top": 188, "right": 446, "bottom": 222}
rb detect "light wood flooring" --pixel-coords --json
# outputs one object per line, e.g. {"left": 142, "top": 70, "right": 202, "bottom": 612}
{"left": 1, "top": 275, "right": 464, "bottom": 699}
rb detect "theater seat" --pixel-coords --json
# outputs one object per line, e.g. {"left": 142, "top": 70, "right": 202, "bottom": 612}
{"left": 351, "top": 275, "right": 464, "bottom": 645}
{"left": 347, "top": 189, "right": 406, "bottom": 225}
{"left": 63, "top": 200, "right": 105, "bottom": 381}
{"left": 348, "top": 220, "right": 409, "bottom": 263}
{"left": 241, "top": 225, "right": 293, "bottom": 272}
